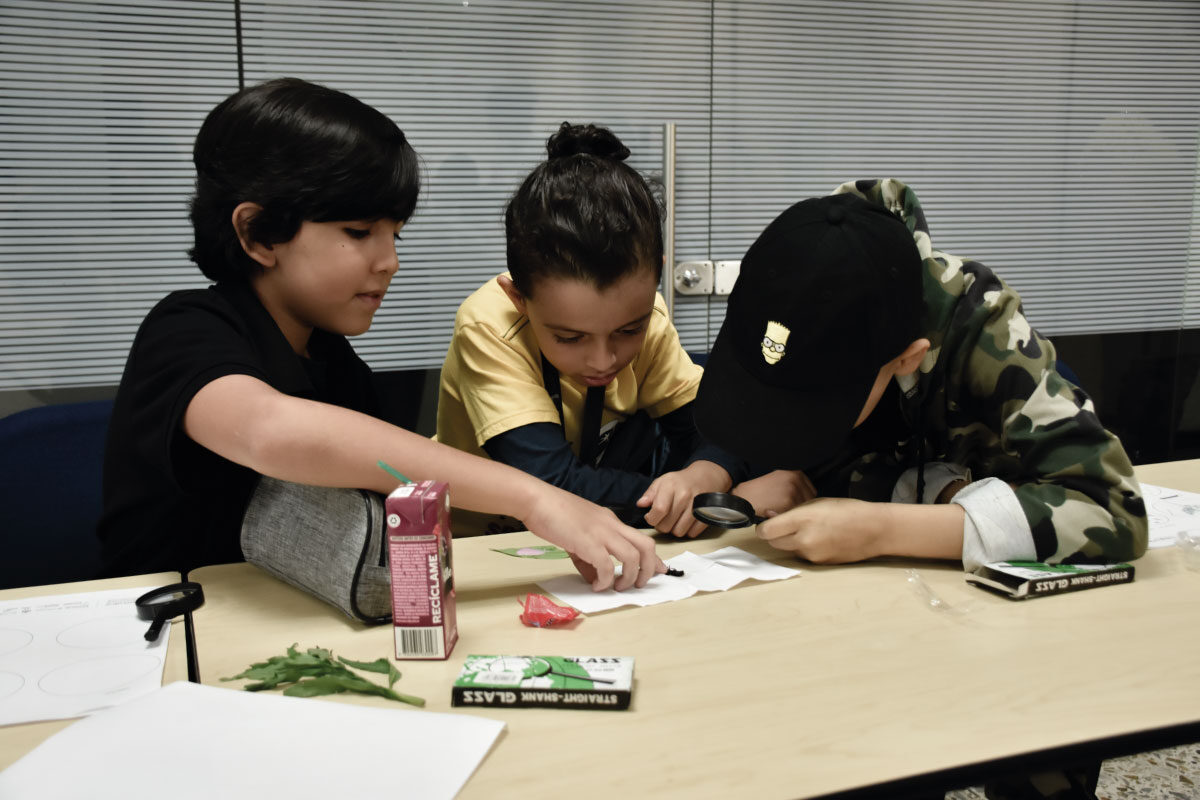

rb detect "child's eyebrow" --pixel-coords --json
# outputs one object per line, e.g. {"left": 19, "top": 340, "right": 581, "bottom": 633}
{"left": 546, "top": 312, "right": 652, "bottom": 335}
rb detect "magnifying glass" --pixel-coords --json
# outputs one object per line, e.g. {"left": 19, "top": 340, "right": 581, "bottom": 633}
{"left": 691, "top": 492, "right": 766, "bottom": 529}
{"left": 136, "top": 582, "right": 204, "bottom": 642}
{"left": 137, "top": 582, "right": 205, "bottom": 684}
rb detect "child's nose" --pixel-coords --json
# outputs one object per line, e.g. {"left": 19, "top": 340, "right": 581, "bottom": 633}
{"left": 374, "top": 239, "right": 399, "bottom": 274}
{"left": 586, "top": 341, "right": 617, "bottom": 370}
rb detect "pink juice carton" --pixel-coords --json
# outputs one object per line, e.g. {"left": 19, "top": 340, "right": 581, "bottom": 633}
{"left": 386, "top": 480, "right": 458, "bottom": 660}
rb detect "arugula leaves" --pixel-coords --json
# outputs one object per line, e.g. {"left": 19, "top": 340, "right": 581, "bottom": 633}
{"left": 221, "top": 644, "right": 424, "bottom": 707}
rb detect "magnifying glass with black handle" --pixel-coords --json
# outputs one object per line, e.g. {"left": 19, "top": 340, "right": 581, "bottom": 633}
{"left": 607, "top": 492, "right": 766, "bottom": 529}
{"left": 690, "top": 492, "right": 767, "bottom": 528}
{"left": 136, "top": 582, "right": 205, "bottom": 683}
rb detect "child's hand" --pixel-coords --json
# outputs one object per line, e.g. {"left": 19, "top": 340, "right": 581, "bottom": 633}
{"left": 731, "top": 469, "right": 817, "bottom": 517}
{"left": 756, "top": 497, "right": 883, "bottom": 563}
{"left": 637, "top": 461, "right": 733, "bottom": 538}
{"left": 522, "top": 486, "right": 665, "bottom": 592}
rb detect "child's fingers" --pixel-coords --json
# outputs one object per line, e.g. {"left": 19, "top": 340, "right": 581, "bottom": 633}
{"left": 632, "top": 536, "right": 662, "bottom": 588}
{"left": 652, "top": 490, "right": 688, "bottom": 536}
{"left": 756, "top": 514, "right": 796, "bottom": 542}
{"left": 613, "top": 538, "right": 651, "bottom": 591}
{"left": 572, "top": 546, "right": 616, "bottom": 592}
{"left": 569, "top": 553, "right": 599, "bottom": 585}
{"left": 642, "top": 489, "right": 671, "bottom": 527}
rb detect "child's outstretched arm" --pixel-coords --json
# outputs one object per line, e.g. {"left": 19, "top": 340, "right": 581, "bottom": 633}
{"left": 756, "top": 497, "right": 964, "bottom": 564}
{"left": 184, "top": 374, "right": 664, "bottom": 591}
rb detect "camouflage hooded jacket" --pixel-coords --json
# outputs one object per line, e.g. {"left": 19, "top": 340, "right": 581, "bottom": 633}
{"left": 815, "top": 179, "right": 1147, "bottom": 565}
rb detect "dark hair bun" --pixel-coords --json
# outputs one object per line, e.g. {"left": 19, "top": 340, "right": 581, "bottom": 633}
{"left": 546, "top": 121, "right": 630, "bottom": 162}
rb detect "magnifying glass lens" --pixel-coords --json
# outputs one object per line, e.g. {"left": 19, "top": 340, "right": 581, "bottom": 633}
{"left": 691, "top": 492, "right": 763, "bottom": 529}
{"left": 695, "top": 505, "right": 750, "bottom": 524}
{"left": 143, "top": 590, "right": 189, "bottom": 605}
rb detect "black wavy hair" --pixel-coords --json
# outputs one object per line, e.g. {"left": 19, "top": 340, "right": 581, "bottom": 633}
{"left": 504, "top": 122, "right": 663, "bottom": 298}
{"left": 188, "top": 77, "right": 420, "bottom": 282}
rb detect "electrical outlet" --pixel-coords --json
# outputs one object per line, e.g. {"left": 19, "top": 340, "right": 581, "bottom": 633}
{"left": 714, "top": 260, "right": 740, "bottom": 295}
{"left": 674, "top": 260, "right": 713, "bottom": 295}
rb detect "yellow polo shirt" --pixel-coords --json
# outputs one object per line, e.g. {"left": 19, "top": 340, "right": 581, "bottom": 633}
{"left": 437, "top": 275, "right": 701, "bottom": 461}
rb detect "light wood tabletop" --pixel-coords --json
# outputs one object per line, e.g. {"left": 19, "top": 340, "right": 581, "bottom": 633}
{"left": 0, "top": 572, "right": 188, "bottom": 771}
{"left": 1, "top": 461, "right": 1196, "bottom": 796}
{"left": 179, "top": 460, "right": 1200, "bottom": 799}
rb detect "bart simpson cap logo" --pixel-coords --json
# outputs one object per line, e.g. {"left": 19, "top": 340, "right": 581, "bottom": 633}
{"left": 761, "top": 321, "right": 790, "bottom": 364}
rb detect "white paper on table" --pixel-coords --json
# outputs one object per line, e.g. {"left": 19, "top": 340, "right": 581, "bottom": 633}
{"left": 1141, "top": 483, "right": 1200, "bottom": 548}
{"left": 538, "top": 546, "right": 801, "bottom": 613}
{"left": 0, "top": 681, "right": 505, "bottom": 800}
{"left": 0, "top": 586, "right": 168, "bottom": 727}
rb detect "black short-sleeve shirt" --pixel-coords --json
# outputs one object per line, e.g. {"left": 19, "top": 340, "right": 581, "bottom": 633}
{"left": 98, "top": 281, "right": 380, "bottom": 577}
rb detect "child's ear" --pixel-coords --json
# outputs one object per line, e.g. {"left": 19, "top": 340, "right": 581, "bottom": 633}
{"left": 894, "top": 338, "right": 931, "bottom": 376}
{"left": 231, "top": 202, "right": 276, "bottom": 268}
{"left": 497, "top": 275, "right": 527, "bottom": 315}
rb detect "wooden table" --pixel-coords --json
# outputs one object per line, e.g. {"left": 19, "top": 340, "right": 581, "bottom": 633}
{"left": 0, "top": 572, "right": 188, "bottom": 770}
{"left": 180, "top": 460, "right": 1200, "bottom": 799}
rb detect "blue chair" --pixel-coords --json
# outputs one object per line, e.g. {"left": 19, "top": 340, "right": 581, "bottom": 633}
{"left": 0, "top": 399, "right": 112, "bottom": 590}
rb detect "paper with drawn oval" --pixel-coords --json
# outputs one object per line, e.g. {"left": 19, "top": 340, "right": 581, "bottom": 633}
{"left": 0, "top": 586, "right": 167, "bottom": 726}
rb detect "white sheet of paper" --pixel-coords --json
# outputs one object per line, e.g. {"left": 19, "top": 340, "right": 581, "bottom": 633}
{"left": 0, "top": 681, "right": 505, "bottom": 800}
{"left": 1141, "top": 483, "right": 1200, "bottom": 548}
{"left": 538, "top": 546, "right": 801, "bottom": 613}
{"left": 0, "top": 586, "right": 168, "bottom": 727}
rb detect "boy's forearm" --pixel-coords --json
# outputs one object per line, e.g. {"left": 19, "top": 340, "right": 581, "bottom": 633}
{"left": 874, "top": 502, "right": 964, "bottom": 561}
{"left": 483, "top": 423, "right": 654, "bottom": 506}
{"left": 210, "top": 387, "right": 547, "bottom": 521}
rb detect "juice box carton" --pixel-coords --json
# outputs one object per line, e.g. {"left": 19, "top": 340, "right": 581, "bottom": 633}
{"left": 386, "top": 480, "right": 457, "bottom": 660}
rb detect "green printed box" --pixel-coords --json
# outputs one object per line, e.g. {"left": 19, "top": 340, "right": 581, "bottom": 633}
{"left": 966, "top": 561, "right": 1134, "bottom": 600}
{"left": 451, "top": 655, "right": 633, "bottom": 710}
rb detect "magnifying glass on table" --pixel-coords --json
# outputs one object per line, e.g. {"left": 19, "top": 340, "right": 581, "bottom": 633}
{"left": 136, "top": 581, "right": 204, "bottom": 682}
{"left": 690, "top": 492, "right": 767, "bottom": 529}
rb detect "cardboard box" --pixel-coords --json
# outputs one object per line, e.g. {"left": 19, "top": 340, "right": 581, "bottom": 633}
{"left": 966, "top": 560, "right": 1134, "bottom": 600}
{"left": 386, "top": 481, "right": 457, "bottom": 659}
{"left": 451, "top": 655, "right": 634, "bottom": 710}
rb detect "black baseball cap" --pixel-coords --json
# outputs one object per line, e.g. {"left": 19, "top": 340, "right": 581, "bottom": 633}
{"left": 694, "top": 192, "right": 924, "bottom": 470}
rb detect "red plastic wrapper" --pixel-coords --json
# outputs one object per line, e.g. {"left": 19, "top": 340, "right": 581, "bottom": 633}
{"left": 519, "top": 593, "right": 580, "bottom": 628}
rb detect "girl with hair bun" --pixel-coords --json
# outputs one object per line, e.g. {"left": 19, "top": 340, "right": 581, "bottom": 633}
{"left": 438, "top": 122, "right": 805, "bottom": 537}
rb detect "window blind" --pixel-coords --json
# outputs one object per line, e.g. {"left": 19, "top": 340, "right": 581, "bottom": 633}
{"left": 709, "top": 0, "right": 1200, "bottom": 337}
{"left": 2, "top": 1, "right": 1198, "bottom": 392}
{"left": 0, "top": 0, "right": 238, "bottom": 390}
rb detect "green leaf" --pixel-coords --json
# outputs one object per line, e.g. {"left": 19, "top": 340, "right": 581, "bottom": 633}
{"left": 283, "top": 676, "right": 351, "bottom": 697}
{"left": 337, "top": 655, "right": 390, "bottom": 674}
{"left": 223, "top": 644, "right": 425, "bottom": 707}
{"left": 337, "top": 656, "right": 403, "bottom": 689}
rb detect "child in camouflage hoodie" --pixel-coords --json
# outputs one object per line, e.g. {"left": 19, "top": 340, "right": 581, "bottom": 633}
{"left": 695, "top": 179, "right": 1147, "bottom": 571}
